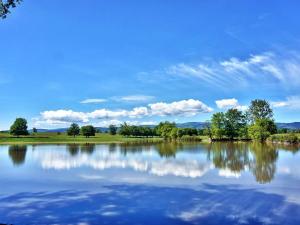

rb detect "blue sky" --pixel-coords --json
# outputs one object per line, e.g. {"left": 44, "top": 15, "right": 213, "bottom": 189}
{"left": 1, "top": 0, "right": 300, "bottom": 129}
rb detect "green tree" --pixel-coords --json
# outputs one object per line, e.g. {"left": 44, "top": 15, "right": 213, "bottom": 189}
{"left": 155, "top": 121, "right": 176, "bottom": 138}
{"left": 224, "top": 109, "right": 247, "bottom": 140}
{"left": 203, "top": 121, "right": 213, "bottom": 140}
{"left": 211, "top": 112, "right": 226, "bottom": 139}
{"left": 170, "top": 127, "right": 178, "bottom": 139}
{"left": 67, "top": 123, "right": 80, "bottom": 137}
{"left": 81, "top": 125, "right": 96, "bottom": 138}
{"left": 119, "top": 122, "right": 130, "bottom": 136}
{"left": 109, "top": 124, "right": 117, "bottom": 135}
{"left": 32, "top": 127, "right": 37, "bottom": 134}
{"left": 0, "top": 0, "right": 22, "bottom": 19}
{"left": 248, "top": 99, "right": 273, "bottom": 122}
{"left": 10, "top": 118, "right": 29, "bottom": 136}
{"left": 249, "top": 118, "right": 277, "bottom": 141}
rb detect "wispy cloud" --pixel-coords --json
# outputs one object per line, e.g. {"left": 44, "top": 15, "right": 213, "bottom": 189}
{"left": 115, "top": 95, "right": 155, "bottom": 102}
{"left": 271, "top": 96, "right": 300, "bottom": 109}
{"left": 144, "top": 51, "right": 300, "bottom": 88}
{"left": 33, "top": 99, "right": 213, "bottom": 127}
{"left": 80, "top": 98, "right": 107, "bottom": 104}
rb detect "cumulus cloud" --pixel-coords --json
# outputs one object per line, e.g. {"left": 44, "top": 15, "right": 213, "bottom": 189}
{"left": 41, "top": 110, "right": 89, "bottom": 123}
{"left": 165, "top": 51, "right": 300, "bottom": 87}
{"left": 149, "top": 99, "right": 213, "bottom": 116}
{"left": 271, "top": 96, "right": 300, "bottom": 109}
{"left": 80, "top": 98, "right": 107, "bottom": 104}
{"left": 215, "top": 98, "right": 247, "bottom": 111}
{"left": 34, "top": 99, "right": 212, "bottom": 127}
{"left": 88, "top": 109, "right": 129, "bottom": 119}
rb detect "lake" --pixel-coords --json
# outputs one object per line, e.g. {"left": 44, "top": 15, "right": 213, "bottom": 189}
{"left": 0, "top": 142, "right": 300, "bottom": 225}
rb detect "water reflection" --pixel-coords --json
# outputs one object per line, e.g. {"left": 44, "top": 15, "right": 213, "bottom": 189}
{"left": 8, "top": 145, "right": 28, "bottom": 165}
{"left": 1, "top": 143, "right": 300, "bottom": 224}
{"left": 5, "top": 142, "right": 300, "bottom": 184}
{"left": 206, "top": 142, "right": 279, "bottom": 183}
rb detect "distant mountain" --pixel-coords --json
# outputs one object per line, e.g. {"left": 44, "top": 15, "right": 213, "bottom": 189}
{"left": 276, "top": 122, "right": 300, "bottom": 130}
{"left": 176, "top": 122, "right": 208, "bottom": 129}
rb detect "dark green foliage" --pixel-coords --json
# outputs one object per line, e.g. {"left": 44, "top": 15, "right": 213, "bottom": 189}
{"left": 119, "top": 123, "right": 156, "bottom": 137}
{"left": 0, "top": 0, "right": 22, "bottom": 19}
{"left": 224, "top": 109, "right": 247, "bottom": 139}
{"left": 10, "top": 118, "right": 29, "bottom": 136}
{"left": 108, "top": 124, "right": 117, "bottom": 135}
{"left": 32, "top": 127, "right": 37, "bottom": 133}
{"left": 67, "top": 123, "right": 80, "bottom": 137}
{"left": 210, "top": 109, "right": 247, "bottom": 140}
{"left": 81, "top": 125, "right": 96, "bottom": 138}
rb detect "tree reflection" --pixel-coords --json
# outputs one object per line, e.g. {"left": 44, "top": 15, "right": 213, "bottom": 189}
{"left": 8, "top": 145, "right": 27, "bottom": 166}
{"left": 156, "top": 142, "right": 181, "bottom": 158}
{"left": 207, "top": 142, "right": 279, "bottom": 184}
{"left": 250, "top": 142, "right": 278, "bottom": 184}
{"left": 207, "top": 142, "right": 250, "bottom": 172}
{"left": 67, "top": 144, "right": 80, "bottom": 156}
{"left": 80, "top": 144, "right": 96, "bottom": 154}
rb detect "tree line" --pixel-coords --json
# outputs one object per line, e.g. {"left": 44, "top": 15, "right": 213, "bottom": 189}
{"left": 119, "top": 122, "right": 201, "bottom": 139}
{"left": 207, "top": 99, "right": 277, "bottom": 141}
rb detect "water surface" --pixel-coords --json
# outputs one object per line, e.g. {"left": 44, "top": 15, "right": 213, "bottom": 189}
{"left": 0, "top": 142, "right": 300, "bottom": 225}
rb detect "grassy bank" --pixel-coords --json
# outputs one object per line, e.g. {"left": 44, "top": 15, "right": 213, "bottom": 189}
{"left": 268, "top": 133, "right": 300, "bottom": 144}
{"left": 0, "top": 132, "right": 163, "bottom": 144}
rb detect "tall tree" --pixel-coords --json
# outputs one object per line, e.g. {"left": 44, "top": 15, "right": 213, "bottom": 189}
{"left": 0, "top": 0, "right": 22, "bottom": 19}
{"left": 248, "top": 99, "right": 273, "bottom": 122}
{"left": 67, "top": 123, "right": 80, "bottom": 137}
{"left": 10, "top": 118, "right": 29, "bottom": 136}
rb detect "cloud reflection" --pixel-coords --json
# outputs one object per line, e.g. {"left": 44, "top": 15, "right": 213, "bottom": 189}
{"left": 33, "top": 147, "right": 212, "bottom": 179}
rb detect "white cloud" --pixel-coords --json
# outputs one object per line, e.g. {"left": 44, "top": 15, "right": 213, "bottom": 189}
{"left": 271, "top": 96, "right": 300, "bottom": 109}
{"left": 216, "top": 98, "right": 239, "bottom": 109}
{"left": 118, "top": 95, "right": 154, "bottom": 102}
{"left": 149, "top": 99, "right": 213, "bottom": 116}
{"left": 88, "top": 109, "right": 129, "bottom": 119}
{"left": 215, "top": 98, "right": 247, "bottom": 111}
{"left": 41, "top": 110, "right": 89, "bottom": 123}
{"left": 128, "top": 107, "right": 149, "bottom": 118}
{"left": 35, "top": 99, "right": 212, "bottom": 127}
{"left": 80, "top": 98, "right": 107, "bottom": 104}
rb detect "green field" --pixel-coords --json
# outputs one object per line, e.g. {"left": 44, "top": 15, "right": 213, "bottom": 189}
{"left": 0, "top": 132, "right": 163, "bottom": 144}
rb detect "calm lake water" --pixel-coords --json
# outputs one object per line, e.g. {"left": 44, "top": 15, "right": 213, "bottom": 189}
{"left": 0, "top": 142, "right": 300, "bottom": 225}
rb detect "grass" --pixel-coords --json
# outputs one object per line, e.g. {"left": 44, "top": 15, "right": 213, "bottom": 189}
{"left": 0, "top": 132, "right": 163, "bottom": 144}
